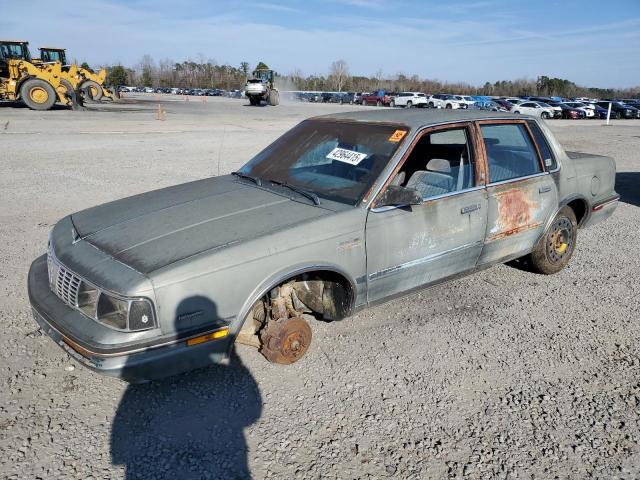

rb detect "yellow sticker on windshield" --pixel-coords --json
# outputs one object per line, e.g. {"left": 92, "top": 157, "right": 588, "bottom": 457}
{"left": 388, "top": 130, "right": 407, "bottom": 142}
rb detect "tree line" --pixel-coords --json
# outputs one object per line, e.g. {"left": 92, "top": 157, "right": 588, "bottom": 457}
{"left": 105, "top": 56, "right": 639, "bottom": 99}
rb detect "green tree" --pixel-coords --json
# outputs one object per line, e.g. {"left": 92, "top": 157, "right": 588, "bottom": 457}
{"left": 255, "top": 61, "right": 270, "bottom": 71}
{"left": 107, "top": 65, "right": 128, "bottom": 86}
{"left": 240, "top": 61, "right": 250, "bottom": 80}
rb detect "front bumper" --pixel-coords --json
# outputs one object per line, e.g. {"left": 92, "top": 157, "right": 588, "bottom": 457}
{"left": 28, "top": 255, "right": 233, "bottom": 383}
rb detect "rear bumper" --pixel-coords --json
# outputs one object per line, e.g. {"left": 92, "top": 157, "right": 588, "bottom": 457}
{"left": 28, "top": 255, "right": 232, "bottom": 383}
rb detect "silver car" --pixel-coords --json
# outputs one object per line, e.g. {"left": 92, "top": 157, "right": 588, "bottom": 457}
{"left": 29, "top": 110, "right": 619, "bottom": 382}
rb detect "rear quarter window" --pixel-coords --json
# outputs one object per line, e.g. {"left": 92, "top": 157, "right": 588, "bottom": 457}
{"left": 527, "top": 120, "right": 557, "bottom": 171}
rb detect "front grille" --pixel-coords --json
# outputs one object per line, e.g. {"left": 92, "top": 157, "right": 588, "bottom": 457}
{"left": 47, "top": 250, "right": 82, "bottom": 308}
{"left": 55, "top": 265, "right": 82, "bottom": 307}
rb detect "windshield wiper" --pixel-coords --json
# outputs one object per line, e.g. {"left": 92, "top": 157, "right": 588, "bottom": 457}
{"left": 267, "top": 179, "right": 321, "bottom": 206}
{"left": 231, "top": 171, "right": 262, "bottom": 186}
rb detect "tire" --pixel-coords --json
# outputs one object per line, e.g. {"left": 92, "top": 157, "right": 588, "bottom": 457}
{"left": 81, "top": 80, "right": 103, "bottom": 101}
{"left": 445, "top": 103, "right": 452, "bottom": 109}
{"left": 268, "top": 90, "right": 279, "bottom": 106}
{"left": 20, "top": 78, "right": 57, "bottom": 111}
{"left": 514, "top": 110, "right": 520, "bottom": 114}
{"left": 527, "top": 206, "right": 578, "bottom": 275}
{"left": 614, "top": 112, "right": 621, "bottom": 120}
{"left": 390, "top": 100, "right": 395, "bottom": 107}
{"left": 541, "top": 111, "right": 550, "bottom": 119}
{"left": 428, "top": 101, "right": 434, "bottom": 108}
{"left": 406, "top": 101, "right": 412, "bottom": 108}
{"left": 249, "top": 96, "right": 259, "bottom": 106}
{"left": 376, "top": 100, "right": 381, "bottom": 107}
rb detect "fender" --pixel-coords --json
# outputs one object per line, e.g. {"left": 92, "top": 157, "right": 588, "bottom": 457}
{"left": 229, "top": 262, "right": 358, "bottom": 335}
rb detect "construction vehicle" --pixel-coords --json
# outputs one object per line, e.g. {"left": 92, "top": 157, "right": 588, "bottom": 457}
{"left": 0, "top": 40, "right": 81, "bottom": 110}
{"left": 38, "top": 47, "right": 116, "bottom": 101}
{"left": 245, "top": 64, "right": 279, "bottom": 106}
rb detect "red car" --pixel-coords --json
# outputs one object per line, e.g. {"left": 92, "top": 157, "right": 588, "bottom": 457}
{"left": 361, "top": 90, "right": 393, "bottom": 106}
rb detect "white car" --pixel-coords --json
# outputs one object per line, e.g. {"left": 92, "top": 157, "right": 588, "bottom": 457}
{"left": 504, "top": 97, "right": 526, "bottom": 106}
{"left": 511, "top": 101, "right": 555, "bottom": 119}
{"left": 564, "top": 102, "right": 596, "bottom": 118}
{"left": 391, "top": 92, "right": 428, "bottom": 108}
{"left": 427, "top": 94, "right": 464, "bottom": 109}
{"left": 452, "top": 95, "right": 476, "bottom": 107}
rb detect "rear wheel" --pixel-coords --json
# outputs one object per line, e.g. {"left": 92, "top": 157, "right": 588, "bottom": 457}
{"left": 20, "top": 78, "right": 56, "bottom": 111}
{"left": 249, "top": 96, "right": 259, "bottom": 106}
{"left": 541, "top": 111, "right": 550, "bottom": 119}
{"left": 81, "top": 80, "right": 103, "bottom": 101}
{"left": 514, "top": 110, "right": 520, "bottom": 114}
{"left": 376, "top": 100, "right": 381, "bottom": 107}
{"left": 527, "top": 206, "right": 577, "bottom": 274}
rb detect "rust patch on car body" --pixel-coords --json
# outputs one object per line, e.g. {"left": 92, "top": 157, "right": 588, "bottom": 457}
{"left": 489, "top": 188, "right": 541, "bottom": 241}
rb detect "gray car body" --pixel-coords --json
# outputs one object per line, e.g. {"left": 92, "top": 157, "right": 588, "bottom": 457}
{"left": 28, "top": 109, "right": 619, "bottom": 382}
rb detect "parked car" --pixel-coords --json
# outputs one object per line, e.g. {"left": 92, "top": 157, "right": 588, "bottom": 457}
{"left": 511, "top": 101, "right": 556, "bottom": 119}
{"left": 428, "top": 94, "right": 464, "bottom": 109}
{"left": 353, "top": 92, "right": 366, "bottom": 105}
{"left": 361, "top": 90, "right": 393, "bottom": 106}
{"left": 391, "top": 92, "right": 428, "bottom": 108}
{"left": 491, "top": 99, "right": 514, "bottom": 111}
{"left": 596, "top": 101, "right": 636, "bottom": 119}
{"left": 546, "top": 101, "right": 586, "bottom": 119}
{"left": 336, "top": 92, "right": 353, "bottom": 104}
{"left": 536, "top": 102, "right": 563, "bottom": 119}
{"left": 29, "top": 110, "right": 619, "bottom": 382}
{"left": 563, "top": 102, "right": 596, "bottom": 118}
{"left": 452, "top": 95, "right": 476, "bottom": 108}
{"left": 470, "top": 100, "right": 509, "bottom": 112}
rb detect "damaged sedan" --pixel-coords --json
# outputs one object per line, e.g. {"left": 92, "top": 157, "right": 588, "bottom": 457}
{"left": 28, "top": 110, "right": 619, "bottom": 382}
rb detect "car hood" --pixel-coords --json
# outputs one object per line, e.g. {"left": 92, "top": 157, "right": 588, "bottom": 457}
{"left": 71, "top": 175, "right": 333, "bottom": 274}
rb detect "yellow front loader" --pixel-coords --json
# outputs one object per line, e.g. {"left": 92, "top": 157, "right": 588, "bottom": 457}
{"left": 0, "top": 40, "right": 81, "bottom": 110}
{"left": 39, "top": 47, "right": 116, "bottom": 101}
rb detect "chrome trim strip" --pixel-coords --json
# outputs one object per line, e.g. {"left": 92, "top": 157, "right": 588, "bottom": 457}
{"left": 370, "top": 186, "right": 485, "bottom": 213}
{"left": 368, "top": 240, "right": 483, "bottom": 281}
{"left": 592, "top": 195, "right": 620, "bottom": 210}
{"left": 486, "top": 171, "right": 549, "bottom": 187}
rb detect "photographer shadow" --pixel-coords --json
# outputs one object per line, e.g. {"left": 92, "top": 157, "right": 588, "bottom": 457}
{"left": 111, "top": 296, "right": 262, "bottom": 479}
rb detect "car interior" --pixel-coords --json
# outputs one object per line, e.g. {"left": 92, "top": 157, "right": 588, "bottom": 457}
{"left": 391, "top": 128, "right": 475, "bottom": 198}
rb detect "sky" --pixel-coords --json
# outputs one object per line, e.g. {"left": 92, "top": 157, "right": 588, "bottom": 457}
{"left": 3, "top": 0, "right": 640, "bottom": 88}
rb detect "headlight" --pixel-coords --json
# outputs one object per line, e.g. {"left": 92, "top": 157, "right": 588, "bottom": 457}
{"left": 47, "top": 244, "right": 156, "bottom": 332}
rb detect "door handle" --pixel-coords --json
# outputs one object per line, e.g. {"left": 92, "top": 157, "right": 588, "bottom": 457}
{"left": 461, "top": 204, "right": 481, "bottom": 214}
{"left": 539, "top": 185, "right": 552, "bottom": 194}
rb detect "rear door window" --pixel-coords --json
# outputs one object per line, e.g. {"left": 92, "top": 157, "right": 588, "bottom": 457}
{"left": 480, "top": 123, "right": 542, "bottom": 183}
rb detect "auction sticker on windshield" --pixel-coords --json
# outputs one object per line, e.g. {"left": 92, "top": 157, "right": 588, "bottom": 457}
{"left": 388, "top": 130, "right": 407, "bottom": 142}
{"left": 326, "top": 147, "right": 368, "bottom": 165}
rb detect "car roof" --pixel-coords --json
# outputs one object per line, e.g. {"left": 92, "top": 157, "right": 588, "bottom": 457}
{"left": 311, "top": 108, "right": 522, "bottom": 129}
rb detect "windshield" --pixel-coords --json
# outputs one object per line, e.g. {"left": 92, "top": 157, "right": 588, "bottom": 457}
{"left": 239, "top": 119, "right": 408, "bottom": 205}
{"left": 0, "top": 43, "right": 31, "bottom": 61}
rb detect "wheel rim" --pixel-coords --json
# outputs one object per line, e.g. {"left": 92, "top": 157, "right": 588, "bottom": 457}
{"left": 90, "top": 85, "right": 99, "bottom": 97}
{"left": 547, "top": 217, "right": 573, "bottom": 263}
{"left": 29, "top": 86, "right": 49, "bottom": 104}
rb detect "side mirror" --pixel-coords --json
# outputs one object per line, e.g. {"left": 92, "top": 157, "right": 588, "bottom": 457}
{"left": 375, "top": 184, "right": 423, "bottom": 208}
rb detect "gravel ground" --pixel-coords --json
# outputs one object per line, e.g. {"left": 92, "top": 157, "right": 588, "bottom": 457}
{"left": 1, "top": 95, "right": 639, "bottom": 479}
